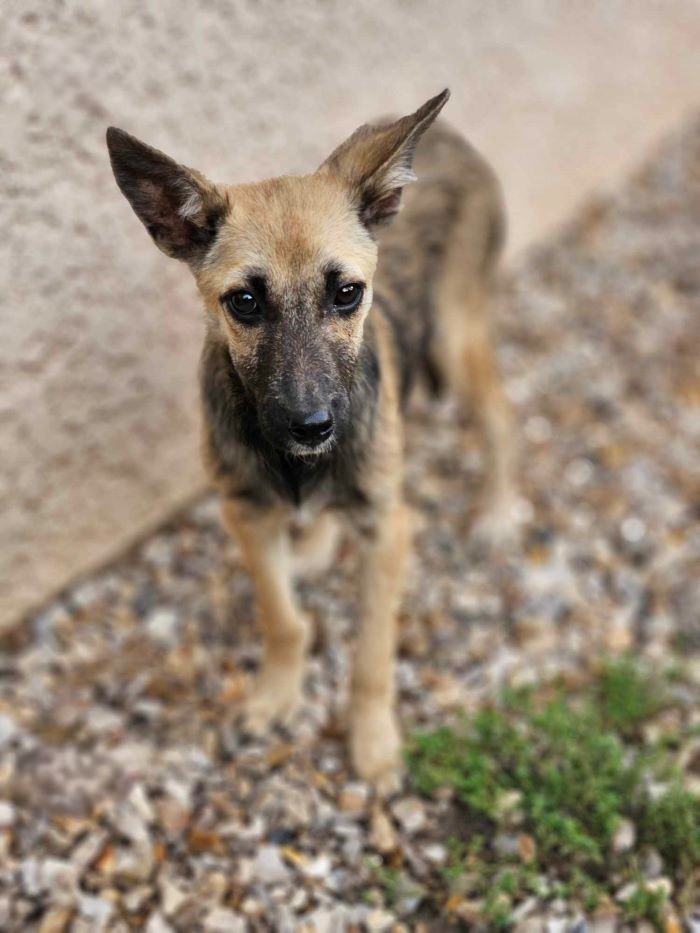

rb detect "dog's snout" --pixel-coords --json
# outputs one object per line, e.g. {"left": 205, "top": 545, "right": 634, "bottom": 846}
{"left": 288, "top": 408, "right": 334, "bottom": 446}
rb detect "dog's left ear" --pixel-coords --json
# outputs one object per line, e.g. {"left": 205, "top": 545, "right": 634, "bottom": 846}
{"left": 106, "top": 127, "right": 228, "bottom": 264}
{"left": 319, "top": 89, "right": 450, "bottom": 229}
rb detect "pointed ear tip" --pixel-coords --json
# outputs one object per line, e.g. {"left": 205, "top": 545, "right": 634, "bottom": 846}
{"left": 106, "top": 126, "right": 130, "bottom": 152}
{"left": 418, "top": 88, "right": 450, "bottom": 119}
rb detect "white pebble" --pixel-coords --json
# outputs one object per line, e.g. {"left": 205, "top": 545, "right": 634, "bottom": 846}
{"left": 621, "top": 515, "right": 646, "bottom": 543}
{"left": 0, "top": 802, "right": 15, "bottom": 827}
{"left": 251, "top": 845, "right": 290, "bottom": 885}
{"left": 525, "top": 415, "right": 552, "bottom": 443}
{"left": 564, "top": 458, "right": 594, "bottom": 486}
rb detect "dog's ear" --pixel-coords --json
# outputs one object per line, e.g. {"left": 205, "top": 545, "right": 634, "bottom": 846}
{"left": 319, "top": 89, "right": 450, "bottom": 229}
{"left": 106, "top": 127, "right": 227, "bottom": 263}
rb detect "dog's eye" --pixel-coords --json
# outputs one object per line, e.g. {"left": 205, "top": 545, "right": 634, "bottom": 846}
{"left": 223, "top": 290, "right": 260, "bottom": 323}
{"left": 333, "top": 283, "right": 364, "bottom": 313}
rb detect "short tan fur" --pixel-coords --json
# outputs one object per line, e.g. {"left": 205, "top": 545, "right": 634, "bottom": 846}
{"left": 106, "top": 90, "right": 517, "bottom": 789}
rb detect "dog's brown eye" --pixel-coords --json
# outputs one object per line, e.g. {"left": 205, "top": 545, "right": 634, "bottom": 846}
{"left": 224, "top": 290, "right": 259, "bottom": 323}
{"left": 334, "top": 283, "right": 364, "bottom": 312}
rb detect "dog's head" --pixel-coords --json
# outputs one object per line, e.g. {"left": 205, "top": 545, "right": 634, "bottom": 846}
{"left": 107, "top": 90, "right": 448, "bottom": 456}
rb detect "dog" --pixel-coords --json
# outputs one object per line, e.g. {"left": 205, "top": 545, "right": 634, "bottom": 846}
{"left": 106, "top": 89, "right": 516, "bottom": 789}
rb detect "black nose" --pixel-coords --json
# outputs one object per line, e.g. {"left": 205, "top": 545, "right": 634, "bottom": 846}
{"left": 288, "top": 409, "right": 334, "bottom": 446}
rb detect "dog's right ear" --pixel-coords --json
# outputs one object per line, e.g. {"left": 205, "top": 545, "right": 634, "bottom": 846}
{"left": 106, "top": 127, "right": 227, "bottom": 263}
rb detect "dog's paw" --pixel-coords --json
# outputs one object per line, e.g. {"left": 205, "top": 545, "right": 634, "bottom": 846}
{"left": 350, "top": 705, "right": 403, "bottom": 796}
{"left": 240, "top": 675, "right": 302, "bottom": 736}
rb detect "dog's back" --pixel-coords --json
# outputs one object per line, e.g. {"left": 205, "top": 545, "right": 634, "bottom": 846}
{"left": 373, "top": 120, "right": 506, "bottom": 401}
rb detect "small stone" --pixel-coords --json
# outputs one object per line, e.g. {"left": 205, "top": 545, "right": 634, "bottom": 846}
{"left": 128, "top": 783, "right": 155, "bottom": 824}
{"left": 0, "top": 714, "right": 18, "bottom": 746}
{"left": 305, "top": 853, "right": 332, "bottom": 880}
{"left": 77, "top": 894, "right": 113, "bottom": 931}
{"left": 145, "top": 608, "right": 179, "bottom": 645}
{"left": 303, "top": 906, "right": 337, "bottom": 933}
{"left": 549, "top": 899, "right": 567, "bottom": 916}
{"left": 159, "top": 876, "right": 189, "bottom": 917}
{"left": 85, "top": 706, "right": 123, "bottom": 735}
{"left": 370, "top": 806, "right": 398, "bottom": 853}
{"left": 588, "top": 919, "right": 616, "bottom": 933}
{"left": 342, "top": 834, "right": 363, "bottom": 864}
{"left": 391, "top": 797, "right": 426, "bottom": 834}
{"left": 0, "top": 801, "right": 16, "bottom": 827}
{"left": 454, "top": 898, "right": 487, "bottom": 923}
{"left": 525, "top": 415, "right": 552, "bottom": 443}
{"left": 616, "top": 881, "right": 637, "bottom": 902}
{"left": 339, "top": 781, "right": 370, "bottom": 813}
{"left": 145, "top": 913, "right": 174, "bottom": 933}
{"left": 641, "top": 848, "right": 663, "bottom": 879}
{"left": 38, "top": 907, "right": 74, "bottom": 933}
{"left": 113, "top": 843, "right": 154, "bottom": 882}
{"left": 422, "top": 843, "right": 447, "bottom": 865}
{"left": 647, "top": 877, "right": 673, "bottom": 897}
{"left": 568, "top": 917, "right": 588, "bottom": 933}
{"left": 203, "top": 907, "right": 246, "bottom": 933}
{"left": 251, "top": 845, "right": 290, "bottom": 885}
{"left": 611, "top": 817, "right": 636, "bottom": 853}
{"left": 512, "top": 897, "right": 538, "bottom": 924}
{"left": 111, "top": 800, "right": 150, "bottom": 846}
{"left": 518, "top": 834, "right": 537, "bottom": 863}
{"left": 70, "top": 831, "right": 108, "bottom": 872}
{"left": 545, "top": 919, "right": 570, "bottom": 933}
{"left": 617, "top": 878, "right": 672, "bottom": 903}
{"left": 21, "top": 858, "right": 78, "bottom": 900}
{"left": 565, "top": 457, "right": 594, "bottom": 486}
{"left": 240, "top": 897, "right": 264, "bottom": 918}
{"left": 621, "top": 515, "right": 646, "bottom": 544}
{"left": 494, "top": 789, "right": 524, "bottom": 822}
{"left": 365, "top": 908, "right": 397, "bottom": 932}
{"left": 493, "top": 832, "right": 520, "bottom": 858}
{"left": 197, "top": 870, "right": 228, "bottom": 903}
{"left": 514, "top": 917, "right": 547, "bottom": 933}
{"left": 289, "top": 888, "right": 309, "bottom": 912}
{"left": 123, "top": 885, "right": 153, "bottom": 913}
{"left": 155, "top": 796, "right": 190, "bottom": 835}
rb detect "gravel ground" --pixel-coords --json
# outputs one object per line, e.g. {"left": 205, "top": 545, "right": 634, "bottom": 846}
{"left": 1, "top": 119, "right": 699, "bottom": 932}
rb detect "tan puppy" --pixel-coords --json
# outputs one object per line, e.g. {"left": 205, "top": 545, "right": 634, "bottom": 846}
{"left": 107, "top": 90, "right": 515, "bottom": 789}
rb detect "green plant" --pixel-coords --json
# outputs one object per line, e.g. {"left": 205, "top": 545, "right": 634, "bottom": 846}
{"left": 640, "top": 782, "right": 700, "bottom": 895}
{"left": 406, "top": 659, "right": 699, "bottom": 926}
{"left": 622, "top": 884, "right": 668, "bottom": 931}
{"left": 596, "top": 657, "right": 667, "bottom": 735}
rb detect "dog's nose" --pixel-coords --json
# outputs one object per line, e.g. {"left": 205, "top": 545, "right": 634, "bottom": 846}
{"left": 288, "top": 409, "right": 334, "bottom": 446}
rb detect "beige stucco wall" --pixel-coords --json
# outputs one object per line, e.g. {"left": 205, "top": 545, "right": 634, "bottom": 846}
{"left": 3, "top": 0, "right": 700, "bottom": 627}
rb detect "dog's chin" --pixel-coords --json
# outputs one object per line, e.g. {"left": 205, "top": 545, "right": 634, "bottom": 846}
{"left": 284, "top": 435, "right": 336, "bottom": 460}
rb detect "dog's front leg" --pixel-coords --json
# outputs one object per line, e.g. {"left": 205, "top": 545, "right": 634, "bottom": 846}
{"left": 222, "top": 500, "right": 309, "bottom": 733}
{"left": 350, "top": 497, "right": 410, "bottom": 791}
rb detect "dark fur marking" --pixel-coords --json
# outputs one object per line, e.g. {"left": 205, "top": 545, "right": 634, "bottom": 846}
{"left": 106, "top": 127, "right": 227, "bottom": 263}
{"left": 201, "top": 336, "right": 380, "bottom": 509}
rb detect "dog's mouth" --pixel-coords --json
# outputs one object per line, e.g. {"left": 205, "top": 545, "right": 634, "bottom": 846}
{"left": 283, "top": 434, "right": 336, "bottom": 460}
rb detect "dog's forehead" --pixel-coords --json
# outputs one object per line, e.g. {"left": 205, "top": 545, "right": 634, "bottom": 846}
{"left": 209, "top": 174, "right": 376, "bottom": 287}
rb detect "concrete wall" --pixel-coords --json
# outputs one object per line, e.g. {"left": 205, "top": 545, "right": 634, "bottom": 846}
{"left": 3, "top": 0, "right": 700, "bottom": 627}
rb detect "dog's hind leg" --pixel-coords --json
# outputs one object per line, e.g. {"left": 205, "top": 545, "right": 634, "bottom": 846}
{"left": 433, "top": 189, "right": 519, "bottom": 547}
{"left": 222, "top": 500, "right": 310, "bottom": 732}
